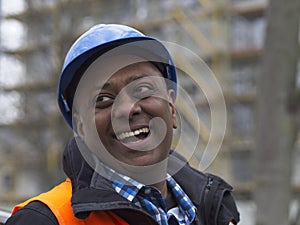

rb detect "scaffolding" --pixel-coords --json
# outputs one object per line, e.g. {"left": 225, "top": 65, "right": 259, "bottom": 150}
{"left": 0, "top": 1, "right": 298, "bottom": 211}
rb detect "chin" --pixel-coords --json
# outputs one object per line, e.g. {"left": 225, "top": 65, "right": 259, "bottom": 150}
{"left": 122, "top": 152, "right": 168, "bottom": 167}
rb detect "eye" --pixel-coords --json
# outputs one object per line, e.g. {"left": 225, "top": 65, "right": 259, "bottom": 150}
{"left": 132, "top": 83, "right": 155, "bottom": 99}
{"left": 95, "top": 94, "right": 114, "bottom": 109}
{"left": 135, "top": 84, "right": 152, "bottom": 93}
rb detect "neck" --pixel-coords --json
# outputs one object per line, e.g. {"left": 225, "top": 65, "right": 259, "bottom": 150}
{"left": 116, "top": 159, "right": 169, "bottom": 186}
{"left": 153, "top": 180, "right": 168, "bottom": 199}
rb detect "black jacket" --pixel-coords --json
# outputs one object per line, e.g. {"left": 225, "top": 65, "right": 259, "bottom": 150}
{"left": 6, "top": 137, "right": 239, "bottom": 225}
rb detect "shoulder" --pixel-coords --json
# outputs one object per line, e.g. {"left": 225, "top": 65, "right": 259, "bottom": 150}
{"left": 5, "top": 201, "right": 58, "bottom": 225}
{"left": 204, "top": 173, "right": 240, "bottom": 225}
{"left": 169, "top": 152, "right": 240, "bottom": 224}
{"left": 7, "top": 180, "right": 72, "bottom": 225}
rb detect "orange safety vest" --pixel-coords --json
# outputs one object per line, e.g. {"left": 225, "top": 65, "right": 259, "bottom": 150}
{"left": 12, "top": 178, "right": 129, "bottom": 225}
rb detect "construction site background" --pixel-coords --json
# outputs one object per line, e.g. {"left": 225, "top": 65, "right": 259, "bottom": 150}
{"left": 0, "top": 1, "right": 299, "bottom": 225}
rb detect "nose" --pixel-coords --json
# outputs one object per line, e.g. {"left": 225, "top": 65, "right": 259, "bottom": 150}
{"left": 112, "top": 91, "right": 141, "bottom": 120}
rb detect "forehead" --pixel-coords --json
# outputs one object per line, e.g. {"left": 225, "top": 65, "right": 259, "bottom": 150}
{"left": 106, "top": 60, "right": 162, "bottom": 83}
{"left": 79, "top": 55, "right": 162, "bottom": 89}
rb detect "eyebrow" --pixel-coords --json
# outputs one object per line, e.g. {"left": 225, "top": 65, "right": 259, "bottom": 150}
{"left": 100, "top": 74, "right": 151, "bottom": 90}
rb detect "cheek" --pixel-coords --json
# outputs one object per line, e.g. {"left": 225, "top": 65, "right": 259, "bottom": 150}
{"left": 142, "top": 99, "right": 174, "bottom": 127}
{"left": 94, "top": 110, "right": 111, "bottom": 135}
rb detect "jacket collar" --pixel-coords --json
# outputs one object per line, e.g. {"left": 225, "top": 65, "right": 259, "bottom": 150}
{"left": 62, "top": 137, "right": 216, "bottom": 219}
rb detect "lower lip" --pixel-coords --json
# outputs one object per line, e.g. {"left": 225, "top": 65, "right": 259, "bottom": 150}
{"left": 120, "top": 133, "right": 152, "bottom": 152}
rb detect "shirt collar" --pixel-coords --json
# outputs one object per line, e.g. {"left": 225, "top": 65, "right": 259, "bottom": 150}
{"left": 104, "top": 165, "right": 143, "bottom": 202}
{"left": 166, "top": 175, "right": 197, "bottom": 223}
{"left": 106, "top": 166, "right": 196, "bottom": 224}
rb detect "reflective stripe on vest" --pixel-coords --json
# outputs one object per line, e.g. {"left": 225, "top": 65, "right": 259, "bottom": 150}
{"left": 12, "top": 178, "right": 129, "bottom": 225}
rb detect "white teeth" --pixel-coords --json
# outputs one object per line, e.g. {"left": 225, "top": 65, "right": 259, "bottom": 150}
{"left": 117, "top": 127, "right": 149, "bottom": 141}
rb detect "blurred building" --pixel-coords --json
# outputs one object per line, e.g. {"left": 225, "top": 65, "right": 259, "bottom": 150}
{"left": 0, "top": 0, "right": 299, "bottom": 223}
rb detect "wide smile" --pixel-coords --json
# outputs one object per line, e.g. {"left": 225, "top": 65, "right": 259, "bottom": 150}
{"left": 112, "top": 119, "right": 165, "bottom": 152}
{"left": 116, "top": 127, "right": 150, "bottom": 143}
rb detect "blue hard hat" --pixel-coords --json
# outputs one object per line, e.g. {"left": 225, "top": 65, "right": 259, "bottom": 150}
{"left": 57, "top": 24, "right": 177, "bottom": 129}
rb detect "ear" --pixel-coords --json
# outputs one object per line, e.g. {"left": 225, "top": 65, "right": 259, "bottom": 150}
{"left": 73, "top": 112, "right": 85, "bottom": 139}
{"left": 168, "top": 89, "right": 178, "bottom": 129}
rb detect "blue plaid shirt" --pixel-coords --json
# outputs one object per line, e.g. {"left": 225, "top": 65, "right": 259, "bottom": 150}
{"left": 105, "top": 168, "right": 196, "bottom": 225}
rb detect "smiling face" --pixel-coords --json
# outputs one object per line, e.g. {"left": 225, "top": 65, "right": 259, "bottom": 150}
{"left": 74, "top": 56, "right": 177, "bottom": 167}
